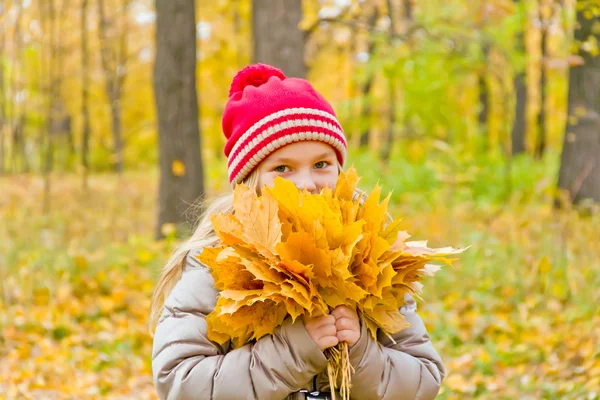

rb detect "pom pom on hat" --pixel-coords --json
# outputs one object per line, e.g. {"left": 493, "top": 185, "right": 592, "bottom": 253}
{"left": 228, "top": 63, "right": 286, "bottom": 97}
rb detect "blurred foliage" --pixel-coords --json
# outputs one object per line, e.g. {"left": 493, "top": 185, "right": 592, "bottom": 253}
{"left": 0, "top": 0, "right": 578, "bottom": 172}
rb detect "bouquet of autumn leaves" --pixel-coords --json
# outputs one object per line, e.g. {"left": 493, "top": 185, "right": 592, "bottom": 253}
{"left": 198, "top": 168, "right": 464, "bottom": 400}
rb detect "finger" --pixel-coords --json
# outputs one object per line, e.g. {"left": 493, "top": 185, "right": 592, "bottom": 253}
{"left": 335, "top": 317, "right": 358, "bottom": 331}
{"left": 336, "top": 330, "right": 359, "bottom": 344}
{"left": 312, "top": 314, "right": 336, "bottom": 328}
{"left": 331, "top": 306, "right": 348, "bottom": 319}
{"left": 332, "top": 306, "right": 357, "bottom": 320}
{"left": 303, "top": 313, "right": 328, "bottom": 328}
{"left": 319, "top": 336, "right": 339, "bottom": 350}
{"left": 317, "top": 324, "right": 337, "bottom": 338}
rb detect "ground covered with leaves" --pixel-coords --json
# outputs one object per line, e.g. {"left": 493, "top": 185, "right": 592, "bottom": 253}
{"left": 1, "top": 151, "right": 599, "bottom": 399}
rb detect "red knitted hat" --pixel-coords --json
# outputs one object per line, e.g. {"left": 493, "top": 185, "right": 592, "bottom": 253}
{"left": 222, "top": 64, "right": 347, "bottom": 185}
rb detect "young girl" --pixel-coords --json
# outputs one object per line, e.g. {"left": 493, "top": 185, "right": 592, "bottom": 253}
{"left": 150, "top": 64, "right": 445, "bottom": 400}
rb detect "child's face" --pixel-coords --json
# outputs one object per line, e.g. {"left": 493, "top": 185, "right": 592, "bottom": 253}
{"left": 256, "top": 141, "right": 339, "bottom": 193}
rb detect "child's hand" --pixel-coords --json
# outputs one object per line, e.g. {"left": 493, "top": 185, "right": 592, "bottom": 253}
{"left": 331, "top": 306, "right": 361, "bottom": 348}
{"left": 302, "top": 313, "right": 339, "bottom": 352}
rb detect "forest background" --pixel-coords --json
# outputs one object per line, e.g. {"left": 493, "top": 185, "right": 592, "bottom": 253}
{"left": 1, "top": 0, "right": 599, "bottom": 398}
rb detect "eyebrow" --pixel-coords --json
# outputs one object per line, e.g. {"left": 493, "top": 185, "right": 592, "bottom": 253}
{"left": 269, "top": 152, "right": 336, "bottom": 164}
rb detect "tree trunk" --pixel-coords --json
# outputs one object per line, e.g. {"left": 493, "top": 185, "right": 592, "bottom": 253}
{"left": 512, "top": 72, "right": 527, "bottom": 154}
{"left": 232, "top": 5, "right": 245, "bottom": 68}
{"left": 536, "top": 4, "right": 548, "bottom": 159}
{"left": 511, "top": 0, "right": 527, "bottom": 155}
{"left": 98, "top": 0, "right": 126, "bottom": 173}
{"left": 359, "top": 6, "right": 379, "bottom": 148}
{"left": 404, "top": 0, "right": 413, "bottom": 21}
{"left": 13, "top": 117, "right": 29, "bottom": 173}
{"left": 381, "top": 78, "right": 397, "bottom": 162}
{"left": 346, "top": 23, "right": 358, "bottom": 141}
{"left": 0, "top": 36, "right": 5, "bottom": 175}
{"left": 81, "top": 0, "right": 91, "bottom": 189}
{"left": 43, "top": 0, "right": 57, "bottom": 213}
{"left": 11, "top": 2, "right": 24, "bottom": 173}
{"left": 55, "top": 0, "right": 71, "bottom": 169}
{"left": 109, "top": 99, "right": 123, "bottom": 172}
{"left": 11, "top": 122, "right": 22, "bottom": 172}
{"left": 556, "top": 2, "right": 600, "bottom": 207}
{"left": 154, "top": 0, "right": 205, "bottom": 240}
{"left": 381, "top": 0, "right": 398, "bottom": 163}
{"left": 479, "top": 44, "right": 490, "bottom": 142}
{"left": 252, "top": 0, "right": 306, "bottom": 78}
{"left": 400, "top": 0, "right": 415, "bottom": 139}
{"left": 65, "top": 114, "right": 75, "bottom": 157}
{"left": 359, "top": 76, "right": 375, "bottom": 147}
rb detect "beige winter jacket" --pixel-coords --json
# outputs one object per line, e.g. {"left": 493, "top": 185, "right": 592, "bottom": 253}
{"left": 152, "top": 249, "right": 446, "bottom": 400}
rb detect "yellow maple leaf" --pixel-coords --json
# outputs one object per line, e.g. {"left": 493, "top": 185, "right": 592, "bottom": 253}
{"left": 333, "top": 166, "right": 359, "bottom": 200}
{"left": 233, "top": 184, "right": 282, "bottom": 261}
{"left": 238, "top": 256, "right": 285, "bottom": 284}
{"left": 211, "top": 214, "right": 244, "bottom": 246}
{"left": 199, "top": 248, "right": 258, "bottom": 291}
{"left": 171, "top": 160, "right": 186, "bottom": 177}
{"left": 263, "top": 178, "right": 301, "bottom": 232}
{"left": 277, "top": 231, "right": 330, "bottom": 279}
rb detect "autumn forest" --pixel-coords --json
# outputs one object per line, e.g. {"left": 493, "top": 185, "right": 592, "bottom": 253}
{"left": 1, "top": 0, "right": 599, "bottom": 398}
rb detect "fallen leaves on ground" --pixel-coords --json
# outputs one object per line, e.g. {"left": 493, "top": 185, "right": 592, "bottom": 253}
{"left": 1, "top": 173, "right": 598, "bottom": 399}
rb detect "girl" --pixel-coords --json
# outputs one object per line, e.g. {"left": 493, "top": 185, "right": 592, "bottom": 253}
{"left": 150, "top": 64, "right": 445, "bottom": 400}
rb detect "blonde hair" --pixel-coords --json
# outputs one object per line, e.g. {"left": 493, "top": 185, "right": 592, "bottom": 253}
{"left": 149, "top": 163, "right": 365, "bottom": 335}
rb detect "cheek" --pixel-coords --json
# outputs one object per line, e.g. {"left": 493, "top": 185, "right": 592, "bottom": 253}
{"left": 320, "top": 169, "right": 339, "bottom": 189}
{"left": 258, "top": 171, "right": 275, "bottom": 189}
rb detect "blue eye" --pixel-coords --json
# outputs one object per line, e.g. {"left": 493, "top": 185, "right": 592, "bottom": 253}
{"left": 314, "top": 161, "right": 328, "bottom": 169}
{"left": 274, "top": 165, "right": 288, "bottom": 173}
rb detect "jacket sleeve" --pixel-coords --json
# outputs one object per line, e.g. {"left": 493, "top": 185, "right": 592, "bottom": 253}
{"left": 347, "top": 294, "right": 445, "bottom": 400}
{"left": 152, "top": 252, "right": 329, "bottom": 400}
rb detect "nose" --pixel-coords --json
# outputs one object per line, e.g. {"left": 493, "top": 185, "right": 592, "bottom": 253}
{"left": 293, "top": 171, "right": 317, "bottom": 193}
